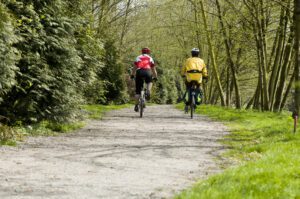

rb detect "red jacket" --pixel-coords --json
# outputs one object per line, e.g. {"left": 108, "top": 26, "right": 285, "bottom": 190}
{"left": 134, "top": 54, "right": 155, "bottom": 69}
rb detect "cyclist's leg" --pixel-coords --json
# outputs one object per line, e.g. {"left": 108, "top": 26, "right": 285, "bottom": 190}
{"left": 184, "top": 81, "right": 191, "bottom": 105}
{"left": 195, "top": 83, "right": 202, "bottom": 105}
{"left": 144, "top": 69, "right": 153, "bottom": 100}
{"left": 146, "top": 83, "right": 153, "bottom": 94}
{"left": 183, "top": 81, "right": 191, "bottom": 112}
{"left": 186, "top": 81, "right": 193, "bottom": 105}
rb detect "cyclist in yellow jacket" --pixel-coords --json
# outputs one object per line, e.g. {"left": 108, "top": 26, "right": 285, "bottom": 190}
{"left": 181, "top": 48, "right": 208, "bottom": 111}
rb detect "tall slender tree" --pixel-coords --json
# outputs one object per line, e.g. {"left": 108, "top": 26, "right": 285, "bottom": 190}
{"left": 294, "top": 0, "right": 300, "bottom": 115}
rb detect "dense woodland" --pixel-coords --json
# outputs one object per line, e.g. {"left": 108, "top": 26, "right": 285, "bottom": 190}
{"left": 0, "top": 0, "right": 300, "bottom": 124}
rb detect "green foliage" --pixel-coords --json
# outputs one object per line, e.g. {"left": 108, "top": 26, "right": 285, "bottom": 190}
{"left": 0, "top": 2, "right": 19, "bottom": 103}
{"left": 0, "top": 125, "right": 18, "bottom": 145}
{"left": 100, "top": 40, "right": 129, "bottom": 104}
{"left": 84, "top": 80, "right": 107, "bottom": 104}
{"left": 64, "top": 1, "right": 107, "bottom": 105}
{"left": 152, "top": 66, "right": 181, "bottom": 104}
{"left": 0, "top": 0, "right": 82, "bottom": 123}
{"left": 175, "top": 105, "right": 300, "bottom": 198}
{"left": 76, "top": 29, "right": 105, "bottom": 104}
{"left": 0, "top": 0, "right": 129, "bottom": 124}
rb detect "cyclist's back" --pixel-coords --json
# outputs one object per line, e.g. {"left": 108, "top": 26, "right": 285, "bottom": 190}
{"left": 182, "top": 57, "right": 207, "bottom": 85}
{"left": 135, "top": 54, "right": 155, "bottom": 70}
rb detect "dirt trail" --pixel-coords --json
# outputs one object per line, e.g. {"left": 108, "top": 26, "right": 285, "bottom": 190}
{"left": 0, "top": 105, "right": 227, "bottom": 199}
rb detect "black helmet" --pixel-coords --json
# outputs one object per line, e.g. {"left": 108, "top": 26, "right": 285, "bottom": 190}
{"left": 191, "top": 48, "right": 200, "bottom": 53}
{"left": 191, "top": 48, "right": 200, "bottom": 57}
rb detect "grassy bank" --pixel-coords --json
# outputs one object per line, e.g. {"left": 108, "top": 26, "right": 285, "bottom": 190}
{"left": 82, "top": 104, "right": 130, "bottom": 119}
{"left": 176, "top": 104, "right": 300, "bottom": 199}
{"left": 1, "top": 104, "right": 129, "bottom": 145}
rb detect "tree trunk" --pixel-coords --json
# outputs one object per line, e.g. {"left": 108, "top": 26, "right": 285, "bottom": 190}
{"left": 280, "top": 72, "right": 295, "bottom": 111}
{"left": 257, "top": 0, "right": 270, "bottom": 110}
{"left": 294, "top": 0, "right": 300, "bottom": 115}
{"left": 199, "top": 0, "right": 226, "bottom": 106}
{"left": 274, "top": 38, "right": 294, "bottom": 111}
{"left": 269, "top": 6, "right": 287, "bottom": 110}
{"left": 216, "top": 0, "right": 241, "bottom": 108}
{"left": 226, "top": 65, "right": 231, "bottom": 106}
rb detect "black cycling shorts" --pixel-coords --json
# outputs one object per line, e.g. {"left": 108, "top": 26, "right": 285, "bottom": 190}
{"left": 135, "top": 69, "right": 152, "bottom": 94}
{"left": 185, "top": 80, "right": 201, "bottom": 89}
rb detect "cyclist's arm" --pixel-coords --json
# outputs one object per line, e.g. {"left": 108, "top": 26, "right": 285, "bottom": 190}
{"left": 203, "top": 64, "right": 208, "bottom": 78}
{"left": 150, "top": 57, "right": 157, "bottom": 78}
{"left": 151, "top": 66, "right": 158, "bottom": 78}
{"left": 181, "top": 64, "right": 186, "bottom": 77}
{"left": 131, "top": 65, "right": 137, "bottom": 77}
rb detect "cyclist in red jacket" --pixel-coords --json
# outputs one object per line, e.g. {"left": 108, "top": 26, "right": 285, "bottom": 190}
{"left": 131, "top": 47, "right": 158, "bottom": 112}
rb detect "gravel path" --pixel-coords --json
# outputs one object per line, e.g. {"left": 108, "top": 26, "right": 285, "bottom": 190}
{"left": 0, "top": 105, "right": 227, "bottom": 199}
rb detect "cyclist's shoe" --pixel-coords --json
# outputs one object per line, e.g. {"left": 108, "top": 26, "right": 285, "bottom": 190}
{"left": 184, "top": 105, "right": 189, "bottom": 113}
{"left": 134, "top": 105, "right": 139, "bottom": 112}
{"left": 145, "top": 91, "right": 151, "bottom": 101}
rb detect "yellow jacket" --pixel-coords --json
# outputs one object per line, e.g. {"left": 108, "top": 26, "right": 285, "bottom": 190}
{"left": 181, "top": 57, "right": 208, "bottom": 83}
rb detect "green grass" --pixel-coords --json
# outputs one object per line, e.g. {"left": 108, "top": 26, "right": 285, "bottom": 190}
{"left": 83, "top": 104, "right": 131, "bottom": 119}
{"left": 175, "top": 104, "right": 300, "bottom": 199}
{"left": 0, "top": 125, "right": 19, "bottom": 146}
{"left": 15, "top": 121, "right": 86, "bottom": 137}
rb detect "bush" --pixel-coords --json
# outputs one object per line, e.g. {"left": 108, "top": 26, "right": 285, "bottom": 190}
{"left": 0, "top": 0, "right": 84, "bottom": 123}
{"left": 0, "top": 125, "right": 17, "bottom": 143}
{"left": 0, "top": 0, "right": 128, "bottom": 125}
{"left": 0, "top": 2, "right": 19, "bottom": 103}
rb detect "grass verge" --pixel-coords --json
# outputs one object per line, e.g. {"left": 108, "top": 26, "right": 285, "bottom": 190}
{"left": 15, "top": 121, "right": 86, "bottom": 137}
{"left": 175, "top": 104, "right": 300, "bottom": 199}
{"left": 1, "top": 104, "right": 129, "bottom": 145}
{"left": 82, "top": 104, "right": 131, "bottom": 119}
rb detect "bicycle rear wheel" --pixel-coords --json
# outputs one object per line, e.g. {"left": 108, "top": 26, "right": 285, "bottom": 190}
{"left": 139, "top": 100, "right": 143, "bottom": 118}
{"left": 190, "top": 95, "right": 195, "bottom": 119}
{"left": 139, "top": 92, "right": 144, "bottom": 118}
